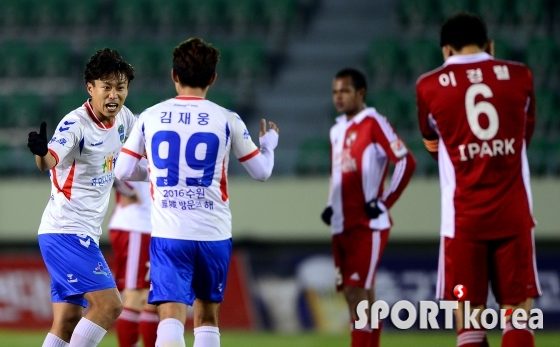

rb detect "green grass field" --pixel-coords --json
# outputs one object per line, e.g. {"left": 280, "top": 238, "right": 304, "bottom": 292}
{"left": 1, "top": 330, "right": 559, "bottom": 347}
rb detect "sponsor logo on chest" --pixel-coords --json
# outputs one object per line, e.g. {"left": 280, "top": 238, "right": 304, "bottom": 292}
{"left": 339, "top": 131, "right": 358, "bottom": 172}
{"left": 118, "top": 124, "right": 125, "bottom": 143}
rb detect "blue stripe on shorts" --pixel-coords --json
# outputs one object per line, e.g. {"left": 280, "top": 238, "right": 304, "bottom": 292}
{"left": 38, "top": 233, "right": 116, "bottom": 308}
{"left": 148, "top": 237, "right": 232, "bottom": 306}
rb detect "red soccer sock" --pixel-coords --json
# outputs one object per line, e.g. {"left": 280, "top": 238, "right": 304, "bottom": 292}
{"left": 370, "top": 320, "right": 382, "bottom": 347}
{"left": 351, "top": 322, "right": 372, "bottom": 347}
{"left": 116, "top": 308, "right": 140, "bottom": 347}
{"left": 139, "top": 309, "right": 159, "bottom": 347}
{"left": 501, "top": 321, "right": 535, "bottom": 347}
{"left": 457, "top": 328, "right": 489, "bottom": 347}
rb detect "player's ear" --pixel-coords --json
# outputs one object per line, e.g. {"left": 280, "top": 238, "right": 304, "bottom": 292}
{"left": 171, "top": 69, "right": 179, "bottom": 83}
{"left": 485, "top": 40, "right": 495, "bottom": 57}
{"left": 357, "top": 87, "right": 366, "bottom": 102}
{"left": 208, "top": 73, "right": 217, "bottom": 87}
{"left": 86, "top": 82, "right": 94, "bottom": 97}
{"left": 441, "top": 45, "right": 453, "bottom": 61}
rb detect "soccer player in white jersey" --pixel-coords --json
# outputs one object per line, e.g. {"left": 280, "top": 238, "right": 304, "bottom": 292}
{"left": 115, "top": 37, "right": 279, "bottom": 347}
{"left": 109, "top": 169, "right": 159, "bottom": 347}
{"left": 321, "top": 68, "right": 416, "bottom": 347}
{"left": 27, "top": 48, "right": 137, "bottom": 347}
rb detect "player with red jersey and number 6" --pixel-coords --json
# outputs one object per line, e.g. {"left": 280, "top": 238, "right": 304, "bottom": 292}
{"left": 416, "top": 12, "right": 540, "bottom": 347}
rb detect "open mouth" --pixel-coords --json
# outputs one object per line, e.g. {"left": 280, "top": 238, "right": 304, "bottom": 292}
{"left": 106, "top": 103, "right": 119, "bottom": 112}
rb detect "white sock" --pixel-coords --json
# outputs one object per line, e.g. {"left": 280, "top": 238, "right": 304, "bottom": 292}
{"left": 156, "top": 318, "right": 185, "bottom": 347}
{"left": 193, "top": 326, "right": 220, "bottom": 347}
{"left": 69, "top": 318, "right": 107, "bottom": 347}
{"left": 42, "top": 333, "right": 69, "bottom": 347}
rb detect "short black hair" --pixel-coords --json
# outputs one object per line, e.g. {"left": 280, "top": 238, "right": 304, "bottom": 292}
{"left": 84, "top": 48, "right": 134, "bottom": 85}
{"left": 440, "top": 12, "right": 488, "bottom": 50}
{"left": 335, "top": 68, "right": 367, "bottom": 94}
{"left": 173, "top": 37, "right": 220, "bottom": 89}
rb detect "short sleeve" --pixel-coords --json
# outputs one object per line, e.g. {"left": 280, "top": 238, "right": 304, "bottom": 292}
{"left": 47, "top": 115, "right": 84, "bottom": 165}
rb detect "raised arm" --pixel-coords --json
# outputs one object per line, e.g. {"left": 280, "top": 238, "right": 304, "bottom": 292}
{"left": 28, "top": 122, "right": 57, "bottom": 171}
{"left": 29, "top": 120, "right": 83, "bottom": 171}
{"left": 35, "top": 152, "right": 58, "bottom": 171}
{"left": 240, "top": 119, "right": 279, "bottom": 181}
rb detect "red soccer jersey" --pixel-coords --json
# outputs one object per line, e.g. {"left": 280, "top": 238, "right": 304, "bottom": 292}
{"left": 416, "top": 52, "right": 536, "bottom": 240}
{"left": 328, "top": 108, "right": 416, "bottom": 234}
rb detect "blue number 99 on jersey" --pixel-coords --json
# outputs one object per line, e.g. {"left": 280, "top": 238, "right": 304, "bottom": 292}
{"left": 151, "top": 131, "right": 220, "bottom": 187}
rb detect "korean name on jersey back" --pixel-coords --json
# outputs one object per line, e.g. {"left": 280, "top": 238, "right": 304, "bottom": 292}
{"left": 136, "top": 97, "right": 259, "bottom": 241}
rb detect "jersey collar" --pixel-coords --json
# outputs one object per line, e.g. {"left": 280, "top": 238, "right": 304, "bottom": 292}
{"left": 337, "top": 107, "right": 375, "bottom": 125}
{"left": 444, "top": 52, "right": 493, "bottom": 66}
{"left": 175, "top": 95, "right": 205, "bottom": 100}
{"left": 84, "top": 100, "right": 115, "bottom": 130}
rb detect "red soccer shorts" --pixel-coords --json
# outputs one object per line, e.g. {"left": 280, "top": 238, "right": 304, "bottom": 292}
{"left": 332, "top": 227, "right": 390, "bottom": 291}
{"left": 109, "top": 229, "right": 152, "bottom": 291}
{"left": 436, "top": 230, "right": 541, "bottom": 305}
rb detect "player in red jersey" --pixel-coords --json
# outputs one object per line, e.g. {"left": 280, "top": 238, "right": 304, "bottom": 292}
{"left": 321, "top": 68, "right": 416, "bottom": 347}
{"left": 416, "top": 13, "right": 540, "bottom": 347}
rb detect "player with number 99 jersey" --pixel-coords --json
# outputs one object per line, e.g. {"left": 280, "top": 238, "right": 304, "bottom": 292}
{"left": 118, "top": 96, "right": 269, "bottom": 241}
{"left": 115, "top": 37, "right": 279, "bottom": 347}
{"left": 416, "top": 51, "right": 536, "bottom": 241}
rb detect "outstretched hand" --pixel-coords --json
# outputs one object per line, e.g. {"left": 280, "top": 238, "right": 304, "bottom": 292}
{"left": 28, "top": 122, "right": 48, "bottom": 157}
{"left": 260, "top": 118, "right": 279, "bottom": 137}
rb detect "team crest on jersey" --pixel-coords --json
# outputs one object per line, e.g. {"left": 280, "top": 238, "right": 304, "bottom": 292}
{"left": 118, "top": 124, "right": 125, "bottom": 143}
{"left": 345, "top": 131, "right": 357, "bottom": 147}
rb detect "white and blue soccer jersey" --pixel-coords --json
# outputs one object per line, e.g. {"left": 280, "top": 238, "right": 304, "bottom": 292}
{"left": 38, "top": 100, "right": 136, "bottom": 243}
{"left": 121, "top": 96, "right": 260, "bottom": 241}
